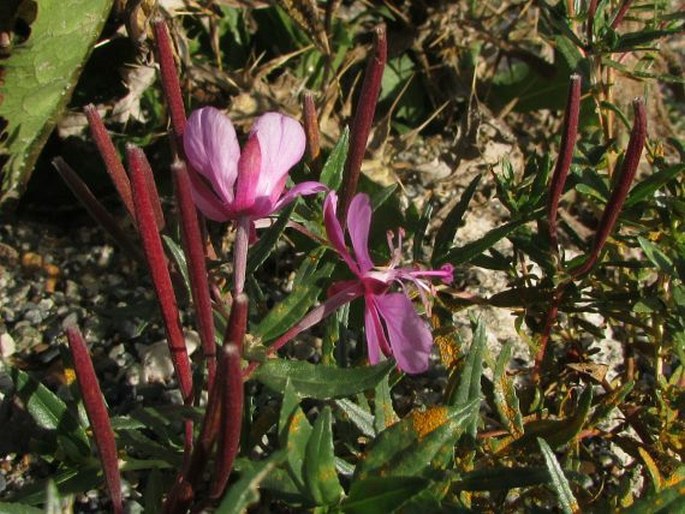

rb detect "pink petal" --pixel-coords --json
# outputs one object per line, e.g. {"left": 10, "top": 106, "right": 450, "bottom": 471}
{"left": 251, "top": 113, "right": 306, "bottom": 201}
{"left": 272, "top": 181, "right": 328, "bottom": 212}
{"left": 233, "top": 135, "right": 262, "bottom": 214}
{"left": 346, "top": 193, "right": 374, "bottom": 273}
{"left": 374, "top": 293, "right": 433, "bottom": 374}
{"left": 365, "top": 295, "right": 393, "bottom": 363}
{"left": 187, "top": 166, "right": 233, "bottom": 221}
{"left": 323, "top": 192, "right": 359, "bottom": 275}
{"left": 183, "top": 107, "right": 240, "bottom": 204}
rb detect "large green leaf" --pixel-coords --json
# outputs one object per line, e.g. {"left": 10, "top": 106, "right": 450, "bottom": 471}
{"left": 448, "top": 318, "right": 486, "bottom": 439}
{"left": 254, "top": 359, "right": 394, "bottom": 399}
{"left": 0, "top": 502, "right": 44, "bottom": 514}
{"left": 432, "top": 174, "right": 481, "bottom": 264}
{"left": 215, "top": 451, "right": 288, "bottom": 514}
{"left": 538, "top": 438, "right": 580, "bottom": 514}
{"left": 302, "top": 407, "right": 344, "bottom": 505}
{"left": 340, "top": 476, "right": 432, "bottom": 514}
{"left": 319, "top": 126, "right": 349, "bottom": 190}
{"left": 0, "top": 0, "right": 114, "bottom": 205}
{"left": 354, "top": 400, "right": 480, "bottom": 481}
{"left": 10, "top": 368, "right": 90, "bottom": 460}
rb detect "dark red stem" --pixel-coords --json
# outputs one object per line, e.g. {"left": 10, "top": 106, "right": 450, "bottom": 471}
{"left": 548, "top": 74, "right": 582, "bottom": 252}
{"left": 66, "top": 325, "right": 123, "bottom": 514}
{"left": 210, "top": 294, "right": 248, "bottom": 500}
{"left": 587, "top": 0, "right": 599, "bottom": 45}
{"left": 152, "top": 18, "right": 186, "bottom": 149}
{"left": 611, "top": 0, "right": 634, "bottom": 29}
{"left": 572, "top": 98, "right": 647, "bottom": 278}
{"left": 172, "top": 160, "right": 217, "bottom": 390}
{"left": 52, "top": 158, "right": 144, "bottom": 264}
{"left": 128, "top": 145, "right": 193, "bottom": 403}
{"left": 339, "top": 25, "right": 387, "bottom": 222}
{"left": 84, "top": 104, "right": 136, "bottom": 221}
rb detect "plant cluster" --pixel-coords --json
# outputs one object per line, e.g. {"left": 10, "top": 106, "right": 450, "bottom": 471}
{"left": 1, "top": 1, "right": 683, "bottom": 513}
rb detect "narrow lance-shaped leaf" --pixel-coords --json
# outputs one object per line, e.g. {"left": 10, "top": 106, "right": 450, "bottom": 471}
{"left": 538, "top": 438, "right": 580, "bottom": 514}
{"left": 84, "top": 104, "right": 135, "bottom": 220}
{"left": 172, "top": 160, "right": 216, "bottom": 389}
{"left": 303, "top": 407, "right": 344, "bottom": 505}
{"left": 128, "top": 145, "right": 193, "bottom": 403}
{"left": 65, "top": 325, "right": 122, "bottom": 514}
{"left": 339, "top": 25, "right": 387, "bottom": 221}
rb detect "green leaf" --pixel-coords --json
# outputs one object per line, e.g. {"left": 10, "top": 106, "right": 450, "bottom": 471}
{"left": 538, "top": 438, "right": 580, "bottom": 514}
{"left": 638, "top": 237, "right": 676, "bottom": 276}
{"left": 247, "top": 202, "right": 297, "bottom": 274}
{"left": 320, "top": 126, "right": 349, "bottom": 190}
{"left": 412, "top": 199, "right": 433, "bottom": 262}
{"left": 253, "top": 260, "right": 333, "bottom": 342}
{"left": 621, "top": 466, "right": 685, "bottom": 514}
{"left": 303, "top": 407, "right": 344, "bottom": 505}
{"left": 279, "top": 380, "right": 312, "bottom": 494}
{"left": 448, "top": 319, "right": 486, "bottom": 439}
{"left": 253, "top": 359, "right": 395, "bottom": 399}
{"left": 335, "top": 398, "right": 375, "bottom": 438}
{"left": 215, "top": 451, "right": 288, "bottom": 514}
{"left": 0, "top": 502, "right": 44, "bottom": 514}
{"left": 10, "top": 368, "right": 90, "bottom": 460}
{"left": 432, "top": 174, "right": 481, "bottom": 264}
{"left": 438, "top": 217, "right": 530, "bottom": 266}
{"left": 452, "top": 466, "right": 566, "bottom": 491}
{"left": 516, "top": 386, "right": 593, "bottom": 450}
{"left": 373, "top": 372, "right": 397, "bottom": 434}
{"left": 0, "top": 0, "right": 114, "bottom": 204}
{"left": 162, "top": 235, "right": 191, "bottom": 297}
{"left": 625, "top": 164, "right": 685, "bottom": 207}
{"left": 341, "top": 476, "right": 431, "bottom": 514}
{"left": 491, "top": 341, "right": 524, "bottom": 438}
{"left": 9, "top": 466, "right": 100, "bottom": 505}
{"left": 354, "top": 400, "right": 480, "bottom": 481}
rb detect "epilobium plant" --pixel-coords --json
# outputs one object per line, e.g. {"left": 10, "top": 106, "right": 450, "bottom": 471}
{"left": 5, "top": 3, "right": 683, "bottom": 513}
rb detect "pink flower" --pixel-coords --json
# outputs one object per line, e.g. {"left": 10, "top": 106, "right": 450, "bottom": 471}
{"left": 183, "top": 107, "right": 326, "bottom": 221}
{"left": 324, "top": 191, "right": 453, "bottom": 374}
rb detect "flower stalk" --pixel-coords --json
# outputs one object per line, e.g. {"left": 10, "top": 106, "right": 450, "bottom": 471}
{"left": 66, "top": 325, "right": 122, "bottom": 514}
{"left": 152, "top": 18, "right": 186, "bottom": 148}
{"left": 128, "top": 146, "right": 193, "bottom": 404}
{"left": 339, "top": 25, "right": 387, "bottom": 221}
{"left": 127, "top": 145, "right": 165, "bottom": 231}
{"left": 571, "top": 97, "right": 647, "bottom": 278}
{"left": 210, "top": 294, "right": 248, "bottom": 500}
{"left": 547, "top": 74, "right": 581, "bottom": 253}
{"left": 84, "top": 104, "right": 135, "bottom": 220}
{"left": 172, "top": 160, "right": 216, "bottom": 390}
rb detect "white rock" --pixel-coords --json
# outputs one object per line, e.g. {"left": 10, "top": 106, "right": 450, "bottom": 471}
{"left": 0, "top": 332, "right": 16, "bottom": 360}
{"left": 140, "top": 330, "right": 200, "bottom": 385}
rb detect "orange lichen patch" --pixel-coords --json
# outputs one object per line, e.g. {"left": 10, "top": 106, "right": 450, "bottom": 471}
{"left": 434, "top": 331, "right": 460, "bottom": 368}
{"left": 21, "top": 251, "right": 43, "bottom": 272}
{"left": 63, "top": 366, "right": 77, "bottom": 386}
{"left": 411, "top": 406, "right": 448, "bottom": 440}
{"left": 43, "top": 263, "right": 60, "bottom": 293}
